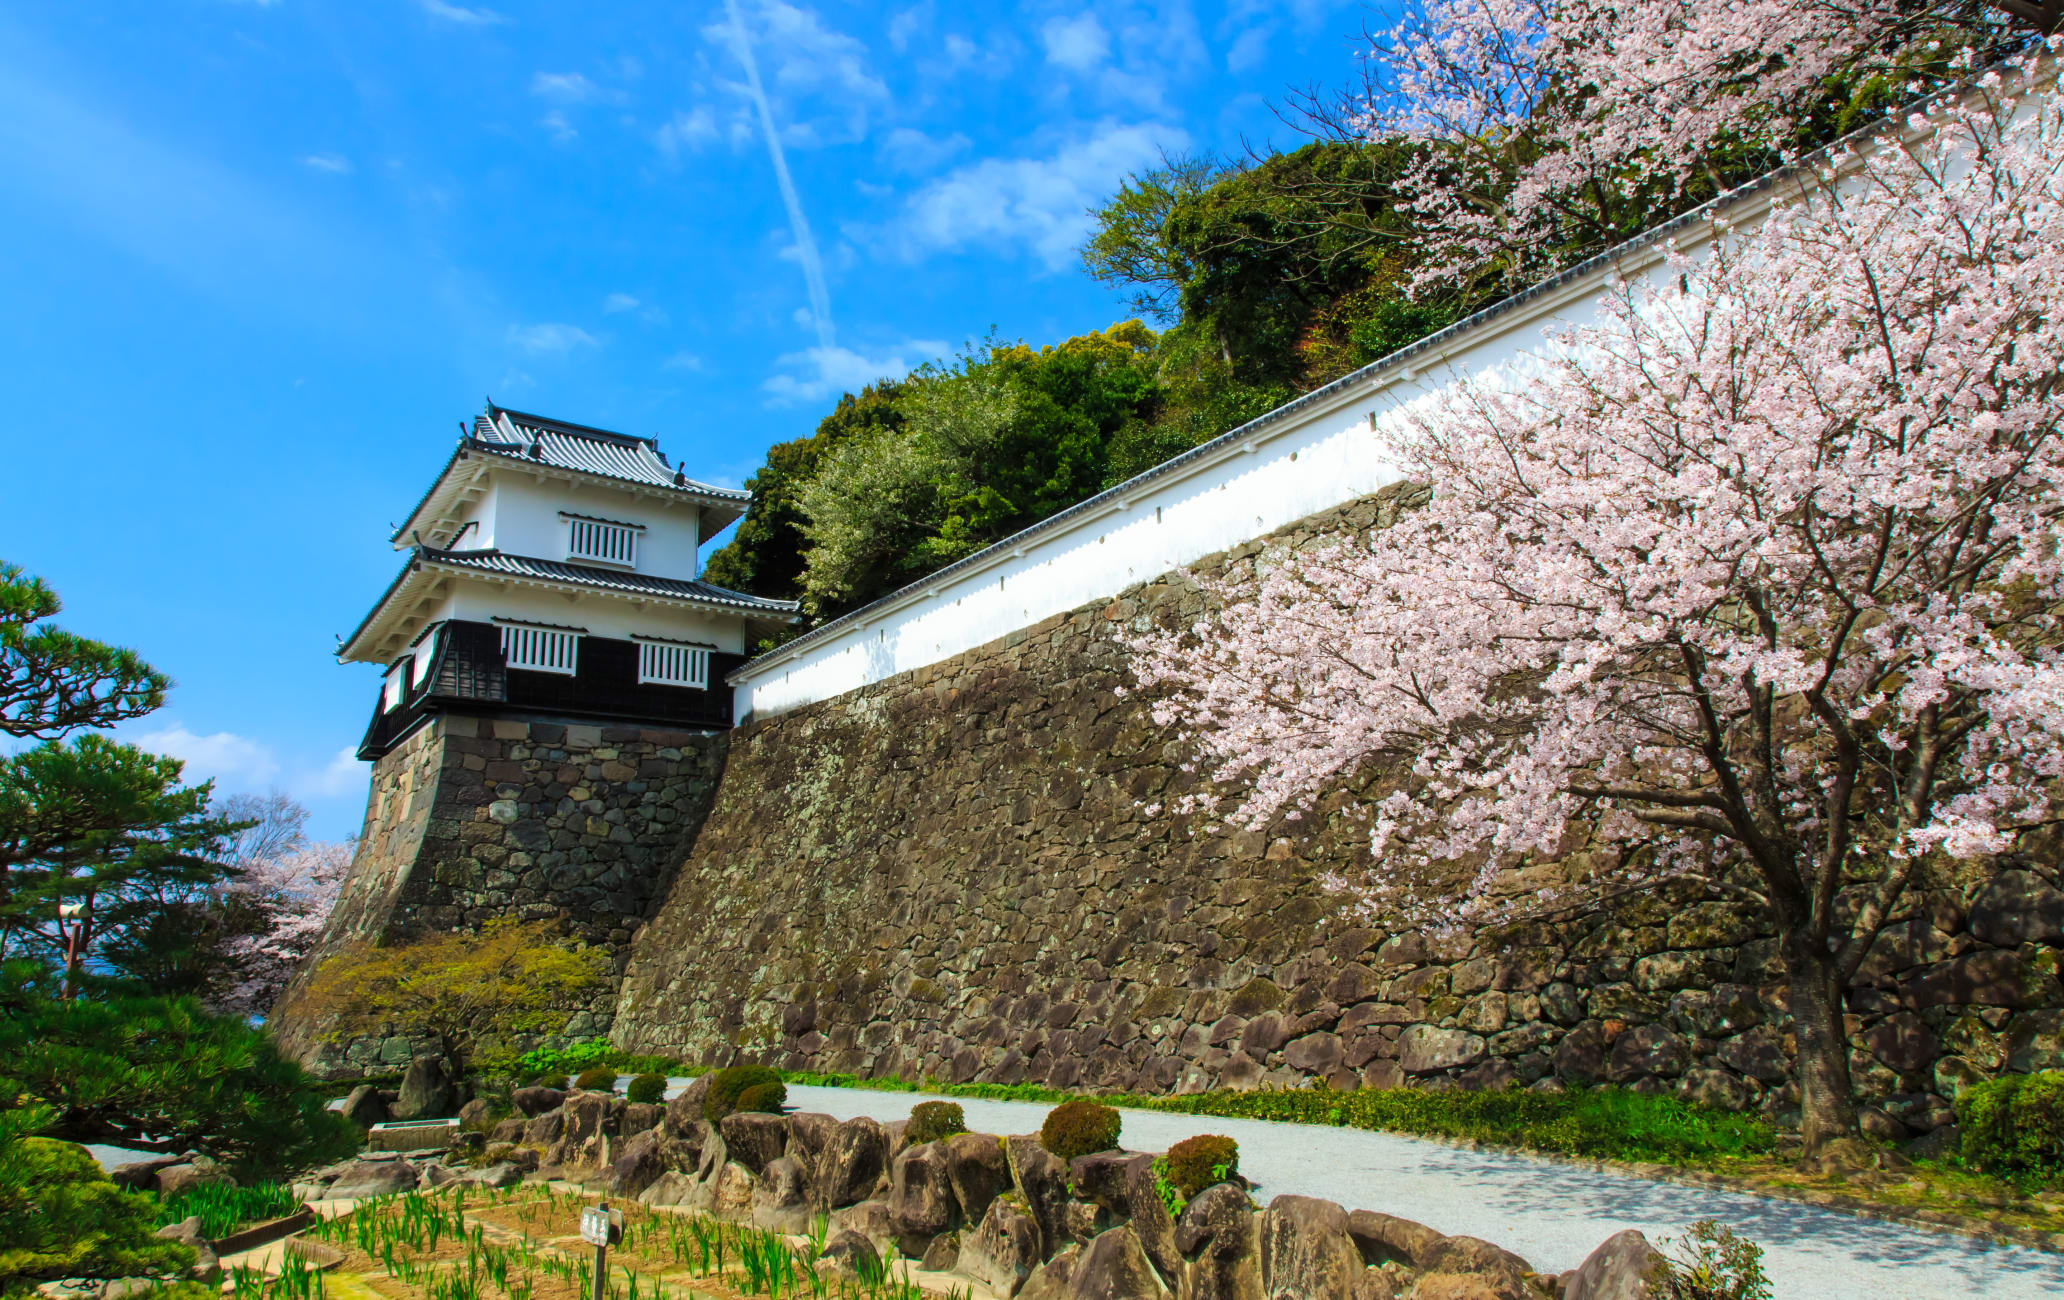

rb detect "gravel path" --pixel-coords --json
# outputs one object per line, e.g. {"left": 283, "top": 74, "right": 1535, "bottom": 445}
{"left": 767, "top": 1082, "right": 2061, "bottom": 1300}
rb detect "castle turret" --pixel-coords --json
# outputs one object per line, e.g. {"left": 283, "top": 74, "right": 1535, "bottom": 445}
{"left": 339, "top": 404, "right": 799, "bottom": 758}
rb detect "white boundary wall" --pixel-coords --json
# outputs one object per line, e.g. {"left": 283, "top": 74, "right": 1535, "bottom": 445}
{"left": 729, "top": 77, "right": 2005, "bottom": 724}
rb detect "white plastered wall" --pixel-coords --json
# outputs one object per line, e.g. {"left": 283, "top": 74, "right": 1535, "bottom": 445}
{"left": 454, "top": 471, "right": 703, "bottom": 581}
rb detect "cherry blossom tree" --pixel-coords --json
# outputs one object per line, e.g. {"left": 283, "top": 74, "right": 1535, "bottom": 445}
{"left": 1348, "top": 0, "right": 2054, "bottom": 291}
{"left": 1125, "top": 59, "right": 2064, "bottom": 1147}
{"left": 220, "top": 838, "right": 351, "bottom": 1018}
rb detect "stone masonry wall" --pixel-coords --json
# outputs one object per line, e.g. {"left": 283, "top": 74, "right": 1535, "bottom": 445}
{"left": 275, "top": 714, "right": 727, "bottom": 1077}
{"left": 614, "top": 488, "right": 2064, "bottom": 1139}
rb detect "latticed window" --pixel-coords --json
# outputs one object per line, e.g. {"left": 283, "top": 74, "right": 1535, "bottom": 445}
{"left": 636, "top": 638, "right": 710, "bottom": 689}
{"left": 500, "top": 623, "right": 580, "bottom": 675}
{"left": 565, "top": 515, "right": 638, "bottom": 566}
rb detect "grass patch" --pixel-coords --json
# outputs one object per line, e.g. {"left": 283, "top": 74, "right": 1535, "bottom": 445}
{"left": 154, "top": 1181, "right": 301, "bottom": 1239}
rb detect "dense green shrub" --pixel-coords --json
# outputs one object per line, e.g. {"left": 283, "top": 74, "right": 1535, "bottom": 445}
{"left": 906, "top": 1101, "right": 968, "bottom": 1146}
{"left": 529, "top": 1072, "right": 569, "bottom": 1091}
{"left": 626, "top": 1073, "right": 668, "bottom": 1105}
{"left": 1957, "top": 1071, "right": 2064, "bottom": 1179}
{"left": 0, "top": 1107, "right": 194, "bottom": 1290}
{"left": 0, "top": 982, "right": 359, "bottom": 1179}
{"left": 1041, "top": 1100, "right": 1121, "bottom": 1162}
{"left": 735, "top": 1081, "right": 787, "bottom": 1115}
{"left": 705, "top": 1065, "right": 783, "bottom": 1122}
{"left": 1161, "top": 1134, "right": 1238, "bottom": 1198}
{"left": 573, "top": 1067, "right": 618, "bottom": 1093}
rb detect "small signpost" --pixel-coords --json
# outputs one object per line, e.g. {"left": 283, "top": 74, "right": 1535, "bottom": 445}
{"left": 579, "top": 1203, "right": 623, "bottom": 1300}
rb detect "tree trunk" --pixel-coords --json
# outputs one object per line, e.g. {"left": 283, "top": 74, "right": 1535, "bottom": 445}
{"left": 1780, "top": 929, "right": 1858, "bottom": 1151}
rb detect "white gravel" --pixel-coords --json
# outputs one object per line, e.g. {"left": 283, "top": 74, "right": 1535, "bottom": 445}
{"left": 761, "top": 1082, "right": 2063, "bottom": 1300}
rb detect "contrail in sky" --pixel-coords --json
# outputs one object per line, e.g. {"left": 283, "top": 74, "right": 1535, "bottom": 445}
{"left": 723, "top": 0, "right": 834, "bottom": 351}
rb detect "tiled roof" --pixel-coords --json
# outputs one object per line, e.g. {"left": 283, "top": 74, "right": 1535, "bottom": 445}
{"left": 422, "top": 548, "right": 800, "bottom": 614}
{"left": 473, "top": 405, "right": 749, "bottom": 499}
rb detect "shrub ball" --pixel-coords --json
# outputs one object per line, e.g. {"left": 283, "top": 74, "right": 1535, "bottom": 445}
{"left": 906, "top": 1101, "right": 968, "bottom": 1146}
{"left": 1040, "top": 1099, "right": 1121, "bottom": 1162}
{"left": 529, "top": 1072, "right": 569, "bottom": 1091}
{"left": 734, "top": 1080, "right": 788, "bottom": 1115}
{"left": 704, "top": 1064, "right": 784, "bottom": 1121}
{"left": 626, "top": 1072, "right": 668, "bottom": 1105}
{"left": 573, "top": 1067, "right": 619, "bottom": 1093}
{"left": 1958, "top": 1070, "right": 2064, "bottom": 1178}
{"left": 1162, "top": 1134, "right": 1239, "bottom": 1198}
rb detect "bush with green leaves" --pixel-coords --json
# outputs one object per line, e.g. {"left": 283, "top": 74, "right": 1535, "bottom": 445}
{"left": 0, "top": 1106, "right": 195, "bottom": 1290}
{"left": 1041, "top": 1100, "right": 1121, "bottom": 1162}
{"left": 1647, "top": 1221, "right": 1772, "bottom": 1300}
{"left": 1956, "top": 1070, "right": 2064, "bottom": 1180}
{"left": 906, "top": 1101, "right": 968, "bottom": 1146}
{"left": 528, "top": 1072, "right": 569, "bottom": 1090}
{"left": 573, "top": 1067, "right": 618, "bottom": 1093}
{"left": 626, "top": 1073, "right": 668, "bottom": 1105}
{"left": 1161, "top": 1134, "right": 1238, "bottom": 1198}
{"left": 0, "top": 975, "right": 358, "bottom": 1179}
{"left": 735, "top": 1080, "right": 787, "bottom": 1115}
{"left": 705, "top": 1065, "right": 784, "bottom": 1122}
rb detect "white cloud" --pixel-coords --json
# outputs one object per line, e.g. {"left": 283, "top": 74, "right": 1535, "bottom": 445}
{"left": 655, "top": 107, "right": 720, "bottom": 156}
{"left": 872, "top": 121, "right": 1185, "bottom": 270}
{"left": 134, "top": 726, "right": 281, "bottom": 789}
{"left": 764, "top": 340, "right": 945, "bottom": 405}
{"left": 603, "top": 292, "right": 642, "bottom": 313}
{"left": 508, "top": 322, "right": 598, "bottom": 354}
{"left": 301, "top": 152, "right": 352, "bottom": 174}
{"left": 303, "top": 747, "right": 365, "bottom": 799}
{"left": 1042, "top": 13, "right": 1110, "bottom": 73}
{"left": 418, "top": 0, "right": 505, "bottom": 24}
{"left": 1225, "top": 26, "right": 1269, "bottom": 73}
{"left": 663, "top": 350, "right": 705, "bottom": 372}
{"left": 886, "top": 3, "right": 931, "bottom": 53}
{"left": 695, "top": 1, "right": 890, "bottom": 148}
{"left": 603, "top": 293, "right": 668, "bottom": 324}
{"left": 530, "top": 71, "right": 598, "bottom": 102}
{"left": 539, "top": 110, "right": 576, "bottom": 143}
{"left": 879, "top": 127, "right": 969, "bottom": 174}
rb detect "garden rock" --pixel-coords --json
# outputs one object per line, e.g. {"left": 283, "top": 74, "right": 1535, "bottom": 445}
{"left": 959, "top": 1199, "right": 1044, "bottom": 1297}
{"left": 1563, "top": 1229, "right": 1665, "bottom": 1300}
{"left": 1006, "top": 1134, "right": 1075, "bottom": 1257}
{"left": 606, "top": 1129, "right": 664, "bottom": 1198}
{"left": 920, "top": 1232, "right": 961, "bottom": 1273}
{"left": 1070, "top": 1227, "right": 1170, "bottom": 1300}
{"left": 490, "top": 1118, "right": 526, "bottom": 1144}
{"left": 393, "top": 1056, "right": 457, "bottom": 1120}
{"left": 105, "top": 1156, "right": 180, "bottom": 1191}
{"left": 943, "top": 1131, "right": 1011, "bottom": 1225}
{"left": 458, "top": 1098, "right": 492, "bottom": 1130}
{"left": 831, "top": 1199, "right": 898, "bottom": 1256}
{"left": 512, "top": 1087, "right": 566, "bottom": 1118}
{"left": 1071, "top": 1152, "right": 1179, "bottom": 1281}
{"left": 1344, "top": 1211, "right": 1444, "bottom": 1269}
{"left": 1399, "top": 1026, "right": 1485, "bottom": 1074}
{"left": 326, "top": 1159, "right": 421, "bottom": 1199}
{"left": 1016, "top": 1244, "right": 1083, "bottom": 1300}
{"left": 821, "top": 1230, "right": 883, "bottom": 1283}
{"left": 341, "top": 1085, "right": 390, "bottom": 1128}
{"left": 1259, "top": 1196, "right": 1381, "bottom": 1300}
{"left": 155, "top": 1160, "right": 232, "bottom": 1197}
{"left": 1409, "top": 1278, "right": 1502, "bottom": 1300}
{"left": 1418, "top": 1237, "right": 1533, "bottom": 1299}
{"left": 753, "top": 1156, "right": 812, "bottom": 1234}
{"left": 524, "top": 1111, "right": 565, "bottom": 1146}
{"left": 622, "top": 1102, "right": 663, "bottom": 1137}
{"left": 720, "top": 1112, "right": 789, "bottom": 1175}
{"left": 1176, "top": 1184, "right": 1262, "bottom": 1300}
{"left": 154, "top": 1216, "right": 220, "bottom": 1283}
{"left": 889, "top": 1142, "right": 960, "bottom": 1257}
{"left": 786, "top": 1112, "right": 839, "bottom": 1180}
{"left": 639, "top": 1171, "right": 698, "bottom": 1207}
{"left": 664, "top": 1075, "right": 712, "bottom": 1135}
{"left": 809, "top": 1115, "right": 888, "bottom": 1209}
{"left": 462, "top": 1163, "right": 524, "bottom": 1190}
{"left": 709, "top": 1162, "right": 758, "bottom": 1219}
{"left": 548, "top": 1092, "right": 620, "bottom": 1169}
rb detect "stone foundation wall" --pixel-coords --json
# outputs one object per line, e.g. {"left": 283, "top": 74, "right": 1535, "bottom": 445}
{"left": 275, "top": 714, "right": 728, "bottom": 1076}
{"left": 613, "top": 489, "right": 2064, "bottom": 1138}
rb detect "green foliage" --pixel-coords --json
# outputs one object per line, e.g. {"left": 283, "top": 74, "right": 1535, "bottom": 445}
{"left": 1160, "top": 1134, "right": 1238, "bottom": 1199}
{"left": 0, "top": 1106, "right": 195, "bottom": 1290}
{"left": 626, "top": 1073, "right": 668, "bottom": 1105}
{"left": 0, "top": 561, "right": 168, "bottom": 742}
{"left": 905, "top": 1101, "right": 968, "bottom": 1146}
{"left": 705, "top": 1066, "right": 783, "bottom": 1122}
{"left": 510, "top": 1038, "right": 678, "bottom": 1080}
{"left": 1040, "top": 1100, "right": 1121, "bottom": 1162}
{"left": 1647, "top": 1221, "right": 1773, "bottom": 1300}
{"left": 528, "top": 1073, "right": 569, "bottom": 1091}
{"left": 0, "top": 978, "right": 358, "bottom": 1179}
{"left": 285, "top": 919, "right": 607, "bottom": 1068}
{"left": 573, "top": 1067, "right": 618, "bottom": 1093}
{"left": 0, "top": 734, "right": 242, "bottom": 996}
{"left": 154, "top": 1182, "right": 298, "bottom": 1240}
{"left": 734, "top": 1081, "right": 787, "bottom": 1116}
{"left": 1956, "top": 1070, "right": 2064, "bottom": 1180}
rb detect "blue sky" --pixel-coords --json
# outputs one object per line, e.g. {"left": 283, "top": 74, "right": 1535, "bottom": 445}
{"left": 2, "top": 0, "right": 1372, "bottom": 839}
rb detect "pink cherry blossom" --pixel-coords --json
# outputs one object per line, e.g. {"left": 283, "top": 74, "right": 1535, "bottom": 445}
{"left": 1125, "top": 61, "right": 2064, "bottom": 1145}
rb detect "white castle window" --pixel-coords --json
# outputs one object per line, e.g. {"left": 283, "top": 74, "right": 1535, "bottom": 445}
{"left": 636, "top": 638, "right": 710, "bottom": 689}
{"left": 562, "top": 513, "right": 640, "bottom": 567}
{"left": 500, "top": 622, "right": 580, "bottom": 675}
{"left": 381, "top": 663, "right": 406, "bottom": 712}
